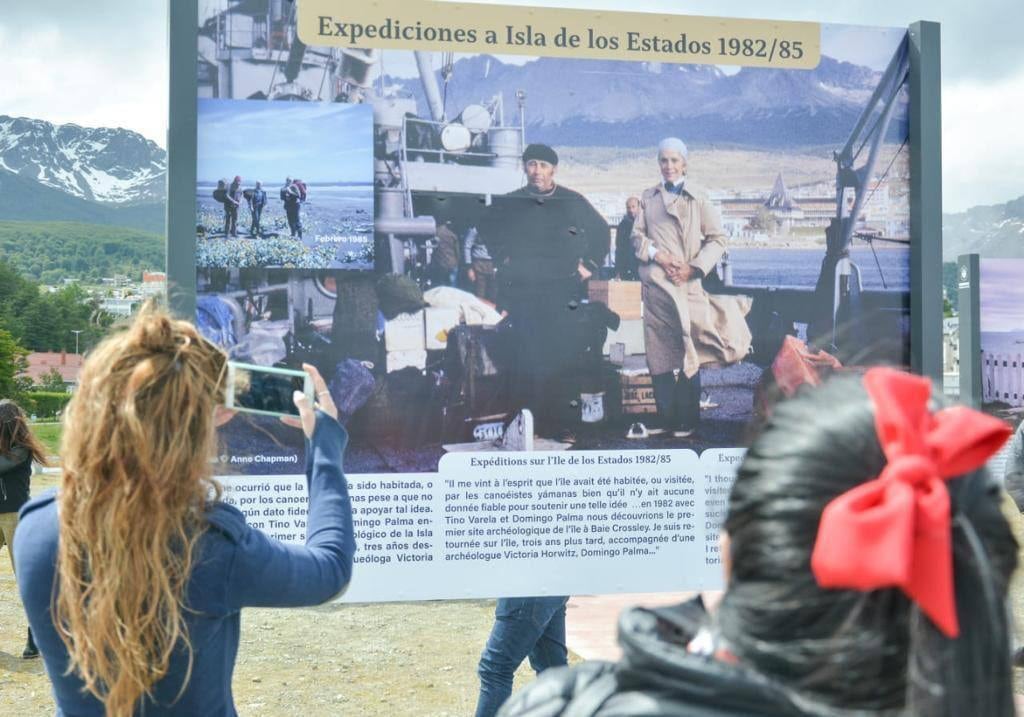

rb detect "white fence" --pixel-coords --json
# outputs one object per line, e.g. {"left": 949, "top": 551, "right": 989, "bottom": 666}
{"left": 982, "top": 351, "right": 1024, "bottom": 407}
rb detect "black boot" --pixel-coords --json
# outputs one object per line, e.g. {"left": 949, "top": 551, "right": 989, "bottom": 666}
{"left": 650, "top": 372, "right": 677, "bottom": 435}
{"left": 673, "top": 369, "right": 701, "bottom": 438}
{"left": 22, "top": 627, "right": 39, "bottom": 659}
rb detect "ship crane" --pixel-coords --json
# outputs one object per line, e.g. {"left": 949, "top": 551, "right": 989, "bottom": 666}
{"left": 719, "top": 36, "right": 912, "bottom": 366}
{"left": 810, "top": 36, "right": 910, "bottom": 350}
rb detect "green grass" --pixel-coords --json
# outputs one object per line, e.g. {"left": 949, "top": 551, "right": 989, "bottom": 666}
{"left": 30, "top": 422, "right": 62, "bottom": 456}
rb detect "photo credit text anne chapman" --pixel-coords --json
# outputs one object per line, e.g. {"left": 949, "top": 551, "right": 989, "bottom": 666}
{"left": 298, "top": 0, "right": 821, "bottom": 69}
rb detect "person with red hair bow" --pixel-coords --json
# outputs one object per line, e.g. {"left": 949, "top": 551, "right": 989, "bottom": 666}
{"left": 498, "top": 368, "right": 1018, "bottom": 717}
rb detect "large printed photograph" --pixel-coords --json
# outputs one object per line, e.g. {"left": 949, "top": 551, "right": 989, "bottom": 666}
{"left": 195, "top": 99, "right": 374, "bottom": 269}
{"left": 197, "top": 3, "right": 911, "bottom": 474}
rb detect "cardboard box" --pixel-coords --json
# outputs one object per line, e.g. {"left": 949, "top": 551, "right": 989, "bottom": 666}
{"left": 424, "top": 306, "right": 461, "bottom": 350}
{"left": 602, "top": 319, "right": 645, "bottom": 356}
{"left": 386, "top": 349, "right": 427, "bottom": 373}
{"left": 619, "top": 371, "right": 657, "bottom": 414}
{"left": 589, "top": 280, "right": 642, "bottom": 320}
{"left": 384, "top": 310, "right": 425, "bottom": 351}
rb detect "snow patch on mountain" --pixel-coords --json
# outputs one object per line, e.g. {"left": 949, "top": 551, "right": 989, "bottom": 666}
{"left": 0, "top": 116, "right": 166, "bottom": 205}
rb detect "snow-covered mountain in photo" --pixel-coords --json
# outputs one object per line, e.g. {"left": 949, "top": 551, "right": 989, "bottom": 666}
{"left": 384, "top": 54, "right": 896, "bottom": 147}
{"left": 0, "top": 115, "right": 165, "bottom": 204}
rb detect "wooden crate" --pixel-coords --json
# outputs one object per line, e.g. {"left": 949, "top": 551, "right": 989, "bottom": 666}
{"left": 589, "top": 280, "right": 642, "bottom": 320}
{"left": 619, "top": 372, "right": 656, "bottom": 414}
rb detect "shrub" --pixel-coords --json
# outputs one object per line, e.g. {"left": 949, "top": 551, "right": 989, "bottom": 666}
{"left": 25, "top": 391, "right": 73, "bottom": 419}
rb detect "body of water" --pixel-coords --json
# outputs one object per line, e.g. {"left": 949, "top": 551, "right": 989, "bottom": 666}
{"left": 982, "top": 331, "right": 1024, "bottom": 355}
{"left": 727, "top": 247, "right": 910, "bottom": 292}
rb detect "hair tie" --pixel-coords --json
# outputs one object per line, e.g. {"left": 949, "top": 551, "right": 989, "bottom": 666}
{"left": 810, "top": 367, "right": 1011, "bottom": 637}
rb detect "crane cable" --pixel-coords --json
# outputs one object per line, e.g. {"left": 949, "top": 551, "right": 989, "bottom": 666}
{"left": 857, "top": 135, "right": 909, "bottom": 290}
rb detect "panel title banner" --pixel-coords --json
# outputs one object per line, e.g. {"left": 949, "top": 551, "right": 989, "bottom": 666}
{"left": 299, "top": 0, "right": 821, "bottom": 69}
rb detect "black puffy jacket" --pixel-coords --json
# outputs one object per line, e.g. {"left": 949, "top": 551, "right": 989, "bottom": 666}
{"left": 0, "top": 445, "right": 32, "bottom": 514}
{"left": 497, "top": 599, "right": 817, "bottom": 717}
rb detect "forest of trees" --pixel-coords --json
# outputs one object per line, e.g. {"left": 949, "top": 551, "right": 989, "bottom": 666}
{"left": 0, "top": 221, "right": 163, "bottom": 284}
{"left": 0, "top": 258, "right": 116, "bottom": 355}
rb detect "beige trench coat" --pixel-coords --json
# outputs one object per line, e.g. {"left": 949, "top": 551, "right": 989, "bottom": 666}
{"left": 632, "top": 183, "right": 752, "bottom": 377}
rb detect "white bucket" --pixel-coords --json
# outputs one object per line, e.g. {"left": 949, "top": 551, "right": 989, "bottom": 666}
{"left": 580, "top": 392, "right": 605, "bottom": 423}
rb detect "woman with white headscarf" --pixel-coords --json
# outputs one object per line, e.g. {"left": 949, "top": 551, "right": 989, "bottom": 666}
{"left": 631, "top": 138, "right": 752, "bottom": 437}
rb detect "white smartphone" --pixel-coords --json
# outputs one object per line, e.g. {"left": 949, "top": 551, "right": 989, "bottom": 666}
{"left": 224, "top": 362, "right": 314, "bottom": 418}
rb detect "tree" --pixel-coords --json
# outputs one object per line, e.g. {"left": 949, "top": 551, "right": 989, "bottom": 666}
{"left": 0, "top": 328, "right": 29, "bottom": 402}
{"left": 37, "top": 367, "right": 67, "bottom": 393}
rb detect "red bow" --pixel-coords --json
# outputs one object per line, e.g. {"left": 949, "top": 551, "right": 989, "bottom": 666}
{"left": 810, "top": 367, "right": 1011, "bottom": 637}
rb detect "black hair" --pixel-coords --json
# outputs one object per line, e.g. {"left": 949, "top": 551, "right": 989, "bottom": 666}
{"left": 717, "top": 373, "right": 1017, "bottom": 716}
{"left": 0, "top": 398, "right": 48, "bottom": 465}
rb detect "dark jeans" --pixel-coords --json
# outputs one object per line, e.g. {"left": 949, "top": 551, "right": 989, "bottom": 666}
{"left": 250, "top": 206, "right": 263, "bottom": 236}
{"left": 652, "top": 369, "right": 701, "bottom": 431}
{"left": 285, "top": 204, "right": 302, "bottom": 238}
{"left": 475, "top": 596, "right": 569, "bottom": 717}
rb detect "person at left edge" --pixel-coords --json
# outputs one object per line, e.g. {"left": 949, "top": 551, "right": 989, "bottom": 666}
{"left": 477, "top": 142, "right": 609, "bottom": 442}
{"left": 14, "top": 304, "right": 355, "bottom": 716}
{"left": 0, "top": 399, "right": 49, "bottom": 659}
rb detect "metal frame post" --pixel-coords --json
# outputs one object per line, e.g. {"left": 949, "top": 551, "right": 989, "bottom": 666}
{"left": 957, "top": 254, "right": 982, "bottom": 407}
{"left": 166, "top": 0, "right": 199, "bottom": 319}
{"left": 908, "top": 21, "right": 943, "bottom": 382}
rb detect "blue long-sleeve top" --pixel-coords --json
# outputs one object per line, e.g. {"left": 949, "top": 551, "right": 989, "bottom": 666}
{"left": 14, "top": 413, "right": 355, "bottom": 716}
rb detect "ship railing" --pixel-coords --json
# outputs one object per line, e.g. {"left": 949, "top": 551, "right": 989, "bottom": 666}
{"left": 398, "top": 115, "right": 522, "bottom": 164}
{"left": 982, "top": 351, "right": 1024, "bottom": 408}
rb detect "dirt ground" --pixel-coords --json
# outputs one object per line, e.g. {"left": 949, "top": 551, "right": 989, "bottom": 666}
{"left": 0, "top": 574, "right": 548, "bottom": 716}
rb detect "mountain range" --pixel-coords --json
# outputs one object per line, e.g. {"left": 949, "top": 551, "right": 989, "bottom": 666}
{"left": 943, "top": 195, "right": 1024, "bottom": 261}
{"left": 385, "top": 54, "right": 900, "bottom": 148}
{"left": 0, "top": 112, "right": 1020, "bottom": 268}
{"left": 0, "top": 116, "right": 165, "bottom": 234}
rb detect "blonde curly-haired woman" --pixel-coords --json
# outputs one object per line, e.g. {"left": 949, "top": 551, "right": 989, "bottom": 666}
{"left": 15, "top": 305, "right": 354, "bottom": 716}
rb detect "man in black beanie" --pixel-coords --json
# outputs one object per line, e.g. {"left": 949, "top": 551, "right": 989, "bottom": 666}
{"left": 477, "top": 143, "right": 609, "bottom": 442}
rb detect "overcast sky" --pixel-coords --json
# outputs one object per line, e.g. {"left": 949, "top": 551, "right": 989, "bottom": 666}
{"left": 197, "top": 100, "right": 373, "bottom": 183}
{"left": 980, "top": 260, "right": 1024, "bottom": 332}
{"left": 1, "top": 0, "right": 1022, "bottom": 211}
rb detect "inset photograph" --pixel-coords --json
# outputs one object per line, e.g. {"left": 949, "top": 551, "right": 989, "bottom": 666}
{"left": 196, "top": 99, "right": 374, "bottom": 269}
{"left": 980, "top": 258, "right": 1024, "bottom": 428}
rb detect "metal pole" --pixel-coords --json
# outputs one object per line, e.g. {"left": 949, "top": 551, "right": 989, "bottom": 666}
{"left": 71, "top": 330, "right": 82, "bottom": 355}
{"left": 957, "top": 254, "right": 982, "bottom": 407}
{"left": 908, "top": 21, "right": 942, "bottom": 382}
{"left": 414, "top": 51, "right": 446, "bottom": 122}
{"left": 166, "top": 0, "right": 199, "bottom": 320}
